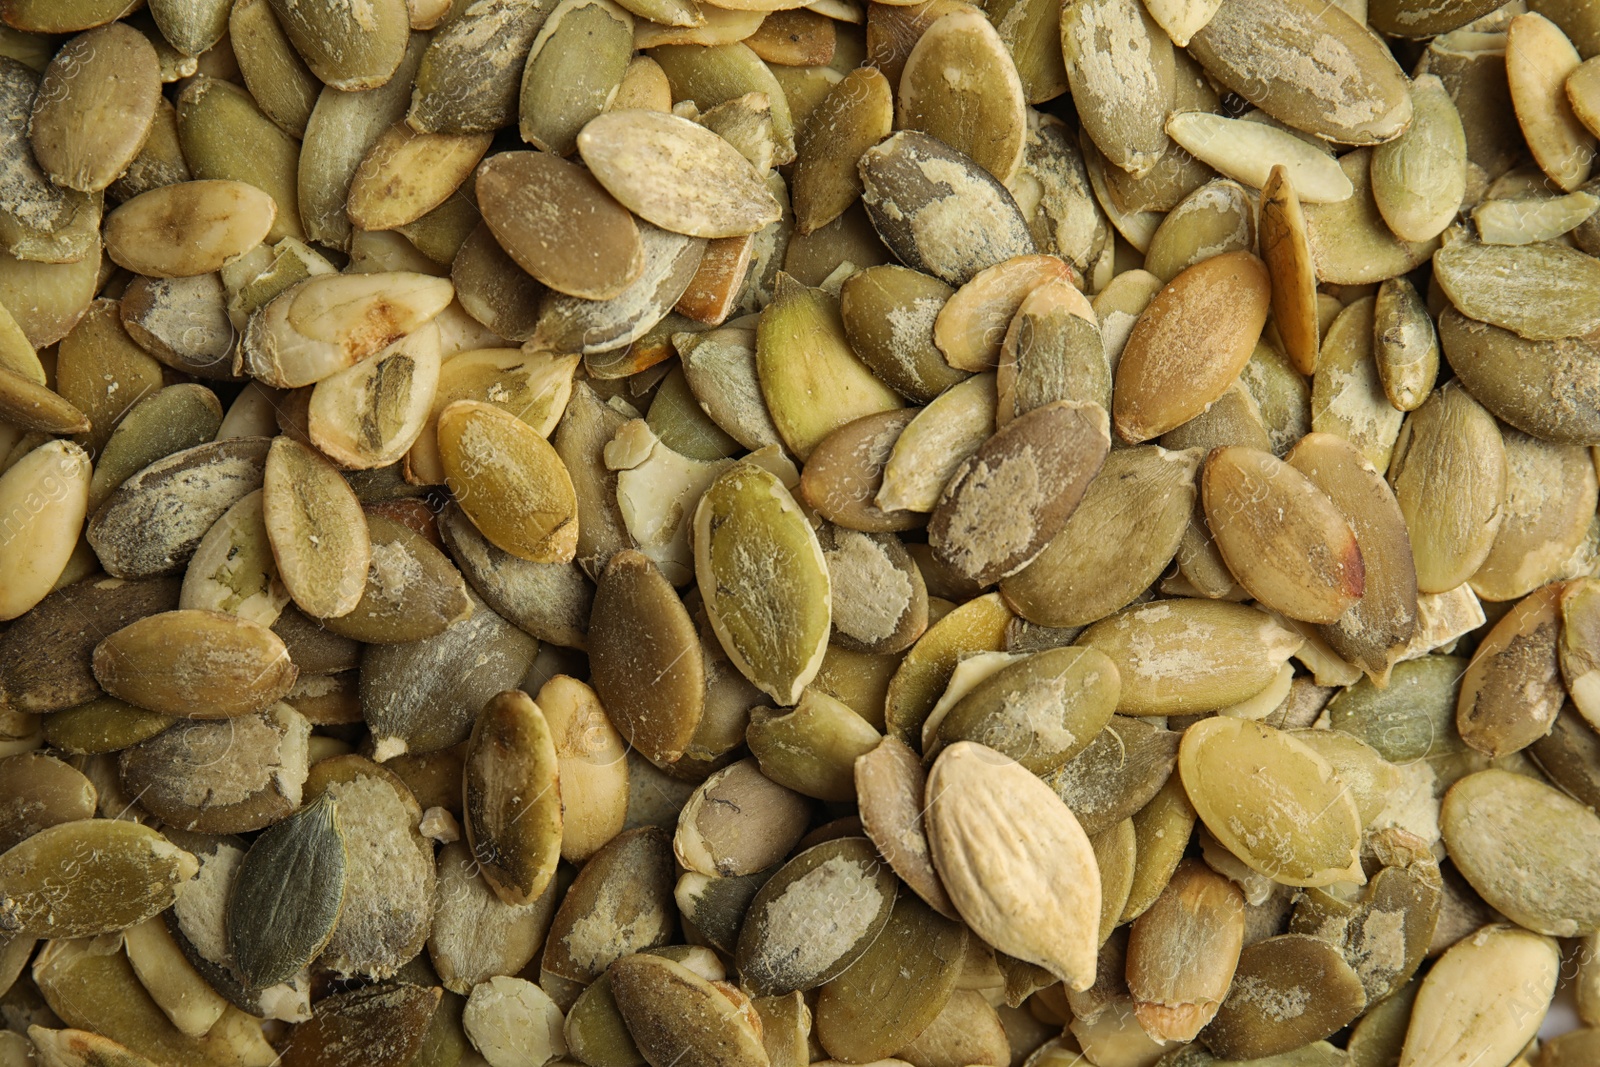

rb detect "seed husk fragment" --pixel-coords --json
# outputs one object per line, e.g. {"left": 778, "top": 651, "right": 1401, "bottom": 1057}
{"left": 929, "top": 399, "right": 1111, "bottom": 587}
{"left": 226, "top": 792, "right": 345, "bottom": 989}
{"left": 926, "top": 741, "right": 1100, "bottom": 991}
{"left": 0, "top": 820, "right": 197, "bottom": 939}
{"left": 735, "top": 835, "right": 897, "bottom": 995}
{"left": 695, "top": 461, "right": 831, "bottom": 706}
{"left": 92, "top": 609, "right": 297, "bottom": 719}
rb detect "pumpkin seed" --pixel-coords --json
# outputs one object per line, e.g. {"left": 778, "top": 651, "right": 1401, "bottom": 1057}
{"left": 1472, "top": 432, "right": 1597, "bottom": 601}
{"left": 875, "top": 373, "right": 995, "bottom": 515}
{"left": 1113, "top": 251, "right": 1271, "bottom": 443}
{"left": 1041, "top": 716, "right": 1180, "bottom": 837}
{"left": 589, "top": 549, "right": 705, "bottom": 765}
{"left": 531, "top": 222, "right": 707, "bottom": 355}
{"left": 1059, "top": 0, "right": 1173, "bottom": 178}
{"left": 0, "top": 820, "right": 197, "bottom": 939}
{"left": 897, "top": 8, "right": 1024, "bottom": 185}
{"left": 675, "top": 758, "right": 811, "bottom": 877}
{"left": 239, "top": 271, "right": 454, "bottom": 389}
{"left": 695, "top": 461, "right": 831, "bottom": 705}
{"left": 1125, "top": 858, "right": 1244, "bottom": 1043}
{"left": 858, "top": 130, "right": 1036, "bottom": 287}
{"left": 1435, "top": 241, "right": 1600, "bottom": 342}
{"left": 1398, "top": 925, "right": 1558, "bottom": 1067}
{"left": 429, "top": 839, "right": 557, "bottom": 996}
{"left": 438, "top": 399, "right": 578, "bottom": 565}
{"left": 521, "top": 0, "right": 636, "bottom": 156}
{"left": 791, "top": 67, "right": 892, "bottom": 235}
{"left": 747, "top": 687, "right": 881, "bottom": 800}
{"left": 855, "top": 735, "right": 959, "bottom": 919}
{"left": 542, "top": 826, "right": 675, "bottom": 984}
{"left": 409, "top": 0, "right": 551, "bottom": 135}
{"left": 1438, "top": 307, "right": 1600, "bottom": 446}
{"left": 118, "top": 701, "right": 310, "bottom": 834}
{"left": 609, "top": 953, "right": 766, "bottom": 1067}
{"left": 1388, "top": 382, "right": 1508, "bottom": 593}
{"left": 230, "top": 0, "right": 319, "bottom": 137}
{"left": 175, "top": 76, "right": 304, "bottom": 244}
{"left": 318, "top": 514, "right": 472, "bottom": 644}
{"left": 1179, "top": 716, "right": 1363, "bottom": 887}
{"left": 929, "top": 399, "right": 1110, "bottom": 587}
{"left": 283, "top": 982, "right": 443, "bottom": 1067}
{"left": 361, "top": 587, "right": 539, "bottom": 759}
{"left": 1200, "top": 933, "right": 1368, "bottom": 1059}
{"left": 1303, "top": 150, "right": 1439, "bottom": 285}
{"left": 1442, "top": 767, "right": 1600, "bottom": 936}
{"left": 1312, "top": 296, "right": 1404, "bottom": 473}
{"left": 1187, "top": 0, "right": 1411, "bottom": 144}
{"left": 1508, "top": 12, "right": 1595, "bottom": 192}
{"left": 735, "top": 835, "right": 897, "bottom": 995}
{"left": 28, "top": 22, "right": 159, "bottom": 194}
{"left": 92, "top": 609, "right": 297, "bottom": 719}
{"left": 262, "top": 437, "right": 372, "bottom": 620}
{"left": 836, "top": 265, "right": 967, "bottom": 404}
{"left": 226, "top": 792, "right": 345, "bottom": 989}
{"left": 265, "top": 0, "right": 410, "bottom": 91}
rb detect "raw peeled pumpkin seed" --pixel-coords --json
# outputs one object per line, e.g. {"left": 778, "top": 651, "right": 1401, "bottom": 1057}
{"left": 0, "top": 5, "right": 1592, "bottom": 1062}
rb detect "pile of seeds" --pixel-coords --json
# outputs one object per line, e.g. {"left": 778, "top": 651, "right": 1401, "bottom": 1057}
{"left": 1, "top": 0, "right": 1600, "bottom": 1065}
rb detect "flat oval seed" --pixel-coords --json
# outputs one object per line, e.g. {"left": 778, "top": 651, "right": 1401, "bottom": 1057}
{"left": 735, "top": 836, "right": 897, "bottom": 995}
{"left": 855, "top": 736, "right": 958, "bottom": 919}
{"left": 876, "top": 373, "right": 996, "bottom": 515}
{"left": 934, "top": 255, "right": 1077, "bottom": 373}
{"left": 227, "top": 792, "right": 346, "bottom": 989}
{"left": 674, "top": 758, "right": 810, "bottom": 878}
{"left": 813, "top": 892, "right": 966, "bottom": 1063}
{"left": 757, "top": 274, "right": 906, "bottom": 462}
{"left": 346, "top": 124, "right": 491, "bottom": 232}
{"left": 1060, "top": 0, "right": 1174, "bottom": 178}
{"left": 530, "top": 221, "right": 706, "bottom": 355}
{"left": 590, "top": 549, "right": 705, "bottom": 766}
{"left": 1112, "top": 251, "right": 1271, "bottom": 443}
{"left": 1201, "top": 933, "right": 1368, "bottom": 1059}
{"left": 476, "top": 150, "right": 643, "bottom": 302}
{"left": 28, "top": 22, "right": 160, "bottom": 193}
{"left": 0, "top": 753, "right": 96, "bottom": 854}
{"left": 437, "top": 399, "right": 579, "bottom": 565}
{"left": 89, "top": 383, "right": 225, "bottom": 514}
{"left": 1398, "top": 925, "right": 1559, "bottom": 1067}
{"left": 104, "top": 181, "right": 276, "bottom": 278}
{"left": 925, "top": 741, "right": 1100, "bottom": 991}
{"left": 92, "top": 609, "right": 298, "bottom": 718}
{"left": 1387, "top": 382, "right": 1508, "bottom": 593}
{"left": 929, "top": 399, "right": 1111, "bottom": 587}
{"left": 266, "top": 0, "right": 410, "bottom": 90}
{"left": 1203, "top": 445, "right": 1365, "bottom": 625}
{"left": 610, "top": 954, "right": 768, "bottom": 1067}
{"left": 520, "top": 0, "right": 636, "bottom": 156}
{"left": 0, "top": 439, "right": 89, "bottom": 621}
{"left": 407, "top": 0, "right": 551, "bottom": 135}
{"left": 1179, "top": 717, "right": 1363, "bottom": 888}
{"left": 1000, "top": 445, "right": 1199, "bottom": 629}
{"left": 695, "top": 461, "right": 831, "bottom": 706}
{"left": 1302, "top": 149, "right": 1439, "bottom": 285}
{"left": 798, "top": 410, "right": 921, "bottom": 534}
{"left": 1508, "top": 12, "right": 1595, "bottom": 192}
{"left": 1433, "top": 240, "right": 1600, "bottom": 342}
{"left": 578, "top": 109, "right": 780, "bottom": 239}
{"left": 1472, "top": 431, "right": 1597, "bottom": 601}
{"left": 858, "top": 130, "right": 1037, "bottom": 287}
{"left": 1438, "top": 307, "right": 1600, "bottom": 446}
{"left": 308, "top": 323, "right": 442, "bottom": 471}
{"left": 118, "top": 701, "right": 310, "bottom": 834}
{"left": 1372, "top": 276, "right": 1439, "bottom": 412}
{"left": 836, "top": 264, "right": 967, "bottom": 404}
{"left": 541, "top": 826, "right": 675, "bottom": 983}
{"left": 1286, "top": 432, "right": 1419, "bottom": 684}
{"left": 1456, "top": 585, "right": 1565, "bottom": 758}
{"left": 1166, "top": 112, "right": 1353, "bottom": 203}
{"left": 1562, "top": 579, "right": 1600, "bottom": 730}
{"left": 1187, "top": 0, "right": 1412, "bottom": 144}
{"left": 465, "top": 690, "right": 562, "bottom": 907}
{"left": 319, "top": 514, "right": 472, "bottom": 645}
{"left": 791, "top": 67, "right": 893, "bottom": 236}
{"left": 263, "top": 437, "right": 372, "bottom": 620}
{"left": 1442, "top": 768, "right": 1600, "bottom": 936}
{"left": 1126, "top": 859, "right": 1245, "bottom": 1043}
{"left": 0, "top": 820, "right": 197, "bottom": 939}
{"left": 1369, "top": 74, "right": 1468, "bottom": 243}
{"left": 179, "top": 490, "right": 289, "bottom": 627}
{"left": 936, "top": 646, "right": 1119, "bottom": 774}
{"left": 897, "top": 8, "right": 1025, "bottom": 185}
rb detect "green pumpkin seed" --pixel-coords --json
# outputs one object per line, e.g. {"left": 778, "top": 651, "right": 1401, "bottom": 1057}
{"left": 175, "top": 76, "right": 304, "bottom": 243}
{"left": 609, "top": 953, "right": 768, "bottom": 1067}
{"left": 735, "top": 836, "right": 897, "bottom": 995}
{"left": 791, "top": 67, "right": 892, "bottom": 235}
{"left": 437, "top": 399, "right": 578, "bottom": 565}
{"left": 92, "top": 609, "right": 297, "bottom": 719}
{"left": 531, "top": 221, "right": 707, "bottom": 355}
{"left": 28, "top": 22, "right": 159, "bottom": 194}
{"left": 1507, "top": 12, "right": 1595, "bottom": 192}
{"left": 1200, "top": 933, "right": 1368, "bottom": 1059}
{"left": 747, "top": 687, "right": 881, "bottom": 800}
{"left": 265, "top": 0, "right": 410, "bottom": 91}
{"left": 1059, "top": 0, "right": 1174, "bottom": 178}
{"left": 409, "top": 0, "right": 551, "bottom": 135}
{"left": 897, "top": 8, "right": 1025, "bottom": 185}
{"left": 0, "top": 820, "right": 197, "bottom": 939}
{"left": 262, "top": 437, "right": 372, "bottom": 620}
{"left": 1438, "top": 307, "right": 1600, "bottom": 446}
{"left": 521, "top": 0, "right": 635, "bottom": 155}
{"left": 695, "top": 461, "right": 831, "bottom": 705}
{"left": 542, "top": 826, "right": 675, "bottom": 983}
{"left": 1302, "top": 150, "right": 1439, "bottom": 285}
